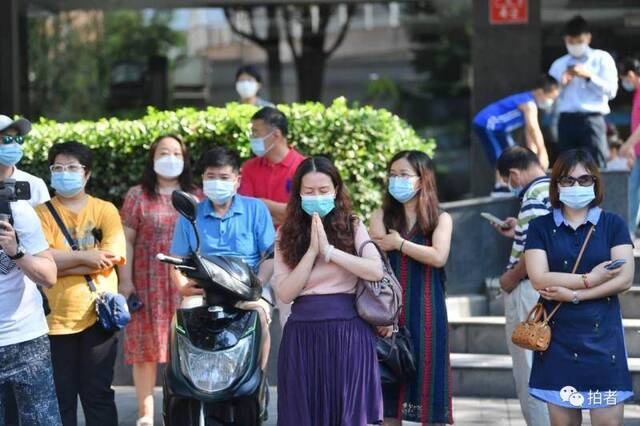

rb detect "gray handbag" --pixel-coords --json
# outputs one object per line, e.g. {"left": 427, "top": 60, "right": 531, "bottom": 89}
{"left": 354, "top": 240, "right": 403, "bottom": 326}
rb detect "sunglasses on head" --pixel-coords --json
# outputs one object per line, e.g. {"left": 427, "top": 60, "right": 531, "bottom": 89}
{"left": 558, "top": 174, "right": 597, "bottom": 187}
{"left": 1, "top": 135, "right": 24, "bottom": 145}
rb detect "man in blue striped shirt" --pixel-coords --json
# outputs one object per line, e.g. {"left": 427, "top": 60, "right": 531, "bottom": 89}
{"left": 473, "top": 75, "right": 559, "bottom": 194}
{"left": 493, "top": 147, "right": 552, "bottom": 426}
{"left": 549, "top": 15, "right": 618, "bottom": 166}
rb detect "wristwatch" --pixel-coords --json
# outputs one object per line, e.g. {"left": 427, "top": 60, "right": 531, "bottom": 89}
{"left": 7, "top": 245, "right": 26, "bottom": 260}
{"left": 571, "top": 290, "right": 580, "bottom": 305}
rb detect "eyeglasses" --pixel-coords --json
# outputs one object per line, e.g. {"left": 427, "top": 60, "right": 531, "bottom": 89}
{"left": 1, "top": 135, "right": 24, "bottom": 145}
{"left": 50, "top": 164, "right": 86, "bottom": 173}
{"left": 558, "top": 174, "right": 597, "bottom": 187}
{"left": 389, "top": 173, "right": 418, "bottom": 179}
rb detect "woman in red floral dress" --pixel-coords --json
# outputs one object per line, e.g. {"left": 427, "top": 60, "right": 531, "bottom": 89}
{"left": 119, "top": 135, "right": 200, "bottom": 426}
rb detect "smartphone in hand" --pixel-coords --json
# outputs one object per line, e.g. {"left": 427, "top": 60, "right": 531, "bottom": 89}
{"left": 481, "top": 212, "right": 511, "bottom": 229}
{"left": 605, "top": 259, "right": 626, "bottom": 270}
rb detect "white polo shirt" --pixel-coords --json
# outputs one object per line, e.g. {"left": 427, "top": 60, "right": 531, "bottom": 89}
{"left": 0, "top": 201, "right": 50, "bottom": 347}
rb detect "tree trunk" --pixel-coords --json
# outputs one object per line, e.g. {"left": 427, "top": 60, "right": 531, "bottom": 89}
{"left": 295, "top": 50, "right": 326, "bottom": 102}
{"left": 264, "top": 5, "right": 283, "bottom": 103}
{"left": 294, "top": 6, "right": 327, "bottom": 102}
{"left": 265, "top": 43, "right": 283, "bottom": 103}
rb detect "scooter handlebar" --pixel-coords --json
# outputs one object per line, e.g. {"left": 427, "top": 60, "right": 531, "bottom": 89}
{"left": 156, "top": 253, "right": 186, "bottom": 265}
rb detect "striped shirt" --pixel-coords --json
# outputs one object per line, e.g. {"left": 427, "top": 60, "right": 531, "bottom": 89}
{"left": 507, "top": 176, "right": 552, "bottom": 270}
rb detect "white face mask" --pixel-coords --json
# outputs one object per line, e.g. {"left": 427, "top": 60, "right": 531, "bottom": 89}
{"left": 536, "top": 97, "right": 554, "bottom": 112}
{"left": 236, "top": 80, "right": 259, "bottom": 99}
{"left": 566, "top": 42, "right": 588, "bottom": 58}
{"left": 154, "top": 155, "right": 184, "bottom": 178}
{"left": 622, "top": 78, "right": 636, "bottom": 93}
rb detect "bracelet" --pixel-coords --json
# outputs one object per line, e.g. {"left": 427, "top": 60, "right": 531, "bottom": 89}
{"left": 581, "top": 273, "right": 590, "bottom": 289}
{"left": 324, "top": 244, "right": 335, "bottom": 263}
{"left": 399, "top": 239, "right": 406, "bottom": 253}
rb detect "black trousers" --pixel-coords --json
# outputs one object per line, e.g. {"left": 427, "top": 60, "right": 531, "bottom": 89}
{"left": 49, "top": 323, "right": 119, "bottom": 426}
{"left": 557, "top": 112, "right": 607, "bottom": 166}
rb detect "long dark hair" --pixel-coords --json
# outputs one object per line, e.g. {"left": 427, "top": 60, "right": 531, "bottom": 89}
{"left": 383, "top": 150, "right": 440, "bottom": 236}
{"left": 279, "top": 156, "right": 355, "bottom": 269}
{"left": 141, "top": 134, "right": 194, "bottom": 197}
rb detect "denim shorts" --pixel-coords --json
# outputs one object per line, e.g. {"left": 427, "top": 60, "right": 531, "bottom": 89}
{"left": 0, "top": 335, "right": 62, "bottom": 425}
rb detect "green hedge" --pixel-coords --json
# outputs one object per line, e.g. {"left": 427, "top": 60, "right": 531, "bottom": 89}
{"left": 21, "top": 97, "right": 435, "bottom": 217}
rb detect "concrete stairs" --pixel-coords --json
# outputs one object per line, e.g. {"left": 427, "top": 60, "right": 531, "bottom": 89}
{"left": 447, "top": 255, "right": 640, "bottom": 400}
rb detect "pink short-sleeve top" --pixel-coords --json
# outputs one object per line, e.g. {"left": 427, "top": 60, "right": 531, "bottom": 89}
{"left": 273, "top": 221, "right": 381, "bottom": 298}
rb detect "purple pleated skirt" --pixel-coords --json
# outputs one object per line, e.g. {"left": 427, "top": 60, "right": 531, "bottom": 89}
{"left": 277, "top": 293, "right": 383, "bottom": 426}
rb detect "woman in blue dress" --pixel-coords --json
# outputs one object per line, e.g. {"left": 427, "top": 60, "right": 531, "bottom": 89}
{"left": 369, "top": 150, "right": 453, "bottom": 425}
{"left": 525, "top": 149, "right": 634, "bottom": 426}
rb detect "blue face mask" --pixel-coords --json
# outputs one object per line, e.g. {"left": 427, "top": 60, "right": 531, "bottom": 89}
{"left": 203, "top": 179, "right": 236, "bottom": 205}
{"left": 301, "top": 194, "right": 335, "bottom": 217}
{"left": 249, "top": 131, "right": 274, "bottom": 157}
{"left": 388, "top": 177, "right": 418, "bottom": 203}
{"left": 559, "top": 185, "right": 595, "bottom": 209}
{"left": 0, "top": 143, "right": 23, "bottom": 166}
{"left": 622, "top": 78, "right": 636, "bottom": 93}
{"left": 507, "top": 176, "right": 523, "bottom": 197}
{"left": 51, "top": 172, "right": 85, "bottom": 197}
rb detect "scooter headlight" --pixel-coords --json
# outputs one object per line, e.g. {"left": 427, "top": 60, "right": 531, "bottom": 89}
{"left": 177, "top": 333, "right": 252, "bottom": 393}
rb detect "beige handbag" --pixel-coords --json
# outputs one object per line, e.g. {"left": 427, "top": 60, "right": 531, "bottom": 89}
{"left": 511, "top": 224, "right": 595, "bottom": 351}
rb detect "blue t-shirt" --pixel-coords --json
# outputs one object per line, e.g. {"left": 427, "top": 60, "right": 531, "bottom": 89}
{"left": 473, "top": 91, "right": 535, "bottom": 132}
{"left": 170, "top": 195, "right": 275, "bottom": 268}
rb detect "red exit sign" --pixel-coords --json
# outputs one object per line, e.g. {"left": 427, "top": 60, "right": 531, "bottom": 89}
{"left": 489, "top": 0, "right": 528, "bottom": 25}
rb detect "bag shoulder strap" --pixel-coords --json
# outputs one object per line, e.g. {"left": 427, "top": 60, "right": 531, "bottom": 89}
{"left": 44, "top": 201, "right": 97, "bottom": 293}
{"left": 358, "top": 239, "right": 390, "bottom": 261}
{"left": 547, "top": 224, "right": 596, "bottom": 321}
{"left": 45, "top": 201, "right": 78, "bottom": 250}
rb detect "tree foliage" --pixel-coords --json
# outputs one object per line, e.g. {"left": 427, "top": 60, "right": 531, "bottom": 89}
{"left": 27, "top": 10, "right": 182, "bottom": 121}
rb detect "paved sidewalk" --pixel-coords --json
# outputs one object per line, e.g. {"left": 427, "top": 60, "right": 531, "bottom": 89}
{"left": 79, "top": 387, "right": 640, "bottom": 425}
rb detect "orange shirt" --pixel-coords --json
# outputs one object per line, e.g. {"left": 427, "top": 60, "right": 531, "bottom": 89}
{"left": 36, "top": 196, "right": 126, "bottom": 335}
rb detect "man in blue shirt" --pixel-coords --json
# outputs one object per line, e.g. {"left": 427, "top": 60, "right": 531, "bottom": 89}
{"left": 549, "top": 15, "right": 618, "bottom": 166}
{"left": 473, "top": 75, "right": 559, "bottom": 194}
{"left": 170, "top": 146, "right": 275, "bottom": 368}
{"left": 171, "top": 147, "right": 275, "bottom": 282}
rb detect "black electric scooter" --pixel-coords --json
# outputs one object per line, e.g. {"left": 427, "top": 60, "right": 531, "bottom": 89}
{"left": 159, "top": 190, "right": 270, "bottom": 425}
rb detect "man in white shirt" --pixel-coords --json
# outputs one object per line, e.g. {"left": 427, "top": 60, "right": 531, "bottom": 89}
{"left": 0, "top": 115, "right": 51, "bottom": 425}
{"left": 0, "top": 200, "right": 61, "bottom": 425}
{"left": 548, "top": 15, "right": 618, "bottom": 166}
{"left": 0, "top": 115, "right": 50, "bottom": 207}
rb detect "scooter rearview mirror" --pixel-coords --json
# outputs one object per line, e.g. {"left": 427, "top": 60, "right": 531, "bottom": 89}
{"left": 172, "top": 190, "right": 201, "bottom": 252}
{"left": 172, "top": 190, "right": 198, "bottom": 222}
